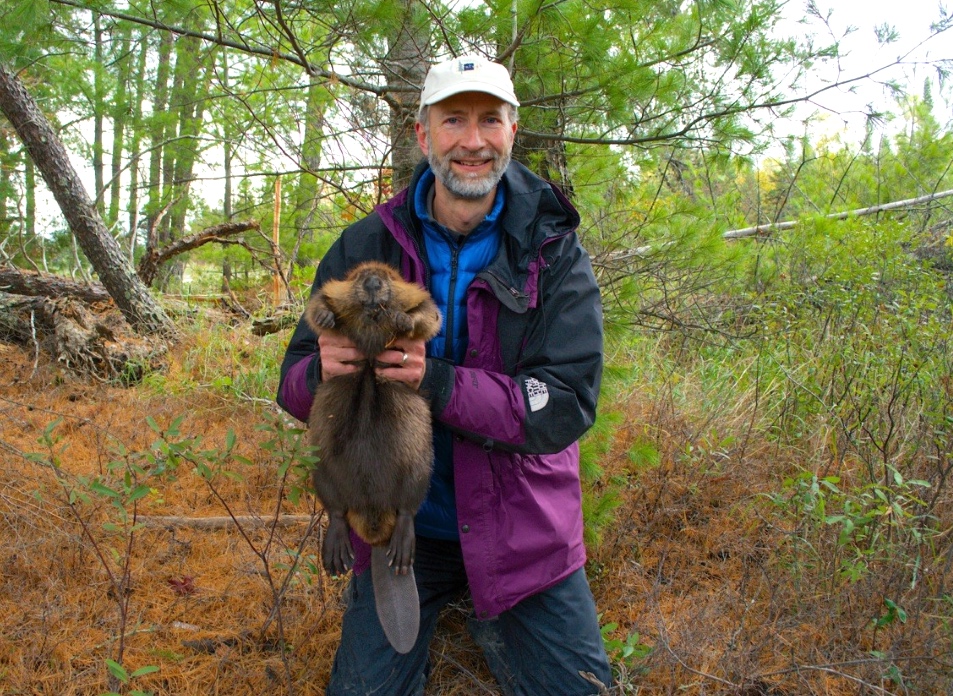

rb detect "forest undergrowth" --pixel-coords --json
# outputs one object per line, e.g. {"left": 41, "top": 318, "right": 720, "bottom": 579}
{"left": 1, "top": 266, "right": 950, "bottom": 696}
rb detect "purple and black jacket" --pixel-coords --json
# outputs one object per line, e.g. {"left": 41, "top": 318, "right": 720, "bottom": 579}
{"left": 277, "top": 160, "right": 604, "bottom": 619}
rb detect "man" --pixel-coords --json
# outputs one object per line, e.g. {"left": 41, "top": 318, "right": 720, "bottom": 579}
{"left": 277, "top": 55, "right": 611, "bottom": 695}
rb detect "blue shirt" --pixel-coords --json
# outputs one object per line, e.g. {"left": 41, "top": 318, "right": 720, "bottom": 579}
{"left": 413, "top": 168, "right": 504, "bottom": 539}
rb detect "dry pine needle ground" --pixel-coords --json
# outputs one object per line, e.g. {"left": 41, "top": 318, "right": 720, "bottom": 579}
{"left": 0, "top": 333, "right": 950, "bottom": 695}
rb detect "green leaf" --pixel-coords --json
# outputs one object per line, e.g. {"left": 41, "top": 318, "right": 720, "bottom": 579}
{"left": 105, "top": 659, "right": 129, "bottom": 684}
{"left": 8, "top": 0, "right": 49, "bottom": 34}
{"left": 127, "top": 484, "right": 152, "bottom": 504}
{"left": 90, "top": 481, "right": 121, "bottom": 499}
{"left": 168, "top": 414, "right": 186, "bottom": 437}
{"left": 130, "top": 665, "right": 160, "bottom": 678}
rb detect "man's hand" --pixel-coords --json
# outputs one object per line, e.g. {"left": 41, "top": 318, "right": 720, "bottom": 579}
{"left": 318, "top": 332, "right": 366, "bottom": 380}
{"left": 318, "top": 332, "right": 427, "bottom": 389}
{"left": 376, "top": 337, "right": 427, "bottom": 390}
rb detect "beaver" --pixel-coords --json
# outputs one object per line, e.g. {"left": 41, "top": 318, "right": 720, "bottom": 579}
{"left": 304, "top": 260, "right": 442, "bottom": 653}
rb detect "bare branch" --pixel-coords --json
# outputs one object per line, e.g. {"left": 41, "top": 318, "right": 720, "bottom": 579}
{"left": 723, "top": 188, "right": 953, "bottom": 240}
{"left": 137, "top": 219, "right": 261, "bottom": 286}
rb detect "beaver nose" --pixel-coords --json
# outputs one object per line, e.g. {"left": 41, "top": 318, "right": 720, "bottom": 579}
{"left": 363, "top": 276, "right": 383, "bottom": 295}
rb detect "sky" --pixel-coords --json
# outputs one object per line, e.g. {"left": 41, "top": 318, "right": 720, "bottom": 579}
{"left": 29, "top": 1, "right": 953, "bottom": 236}
{"left": 775, "top": 0, "right": 951, "bottom": 145}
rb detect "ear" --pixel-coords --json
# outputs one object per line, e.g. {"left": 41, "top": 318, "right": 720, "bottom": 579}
{"left": 415, "top": 122, "right": 429, "bottom": 156}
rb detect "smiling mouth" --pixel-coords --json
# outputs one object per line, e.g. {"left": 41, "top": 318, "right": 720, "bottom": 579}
{"left": 453, "top": 158, "right": 493, "bottom": 173}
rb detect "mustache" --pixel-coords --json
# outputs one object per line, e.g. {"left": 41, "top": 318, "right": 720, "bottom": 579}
{"left": 445, "top": 149, "right": 498, "bottom": 161}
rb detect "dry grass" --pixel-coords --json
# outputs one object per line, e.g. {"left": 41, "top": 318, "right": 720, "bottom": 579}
{"left": 0, "top": 330, "right": 950, "bottom": 695}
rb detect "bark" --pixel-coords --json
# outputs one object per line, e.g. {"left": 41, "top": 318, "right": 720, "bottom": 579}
{"left": 145, "top": 32, "right": 173, "bottom": 254}
{"left": 168, "top": 36, "right": 213, "bottom": 239}
{"left": 289, "top": 77, "right": 331, "bottom": 273}
{"left": 25, "top": 156, "right": 35, "bottom": 241}
{"left": 294, "top": 78, "right": 329, "bottom": 237}
{"left": 0, "top": 131, "right": 10, "bottom": 238}
{"left": 514, "top": 114, "right": 574, "bottom": 197}
{"left": 382, "top": 0, "right": 429, "bottom": 192}
{"left": 0, "top": 61, "right": 176, "bottom": 337}
{"left": 220, "top": 52, "right": 234, "bottom": 221}
{"left": 250, "top": 311, "right": 297, "bottom": 336}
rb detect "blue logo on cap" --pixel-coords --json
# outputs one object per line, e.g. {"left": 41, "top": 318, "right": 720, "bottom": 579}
{"left": 462, "top": 62, "right": 475, "bottom": 71}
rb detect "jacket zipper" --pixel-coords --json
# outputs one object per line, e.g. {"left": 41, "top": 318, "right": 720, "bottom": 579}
{"left": 444, "top": 243, "right": 461, "bottom": 360}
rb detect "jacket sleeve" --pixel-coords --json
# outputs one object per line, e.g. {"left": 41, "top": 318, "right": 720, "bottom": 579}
{"left": 276, "top": 267, "right": 327, "bottom": 422}
{"left": 422, "top": 235, "right": 603, "bottom": 454}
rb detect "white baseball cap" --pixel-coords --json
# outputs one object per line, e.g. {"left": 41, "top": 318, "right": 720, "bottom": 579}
{"left": 420, "top": 55, "right": 520, "bottom": 107}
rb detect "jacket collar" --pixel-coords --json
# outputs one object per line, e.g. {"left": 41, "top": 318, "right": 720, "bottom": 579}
{"left": 377, "top": 159, "right": 580, "bottom": 309}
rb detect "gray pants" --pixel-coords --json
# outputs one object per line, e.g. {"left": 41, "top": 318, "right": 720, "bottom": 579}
{"left": 326, "top": 537, "right": 612, "bottom": 695}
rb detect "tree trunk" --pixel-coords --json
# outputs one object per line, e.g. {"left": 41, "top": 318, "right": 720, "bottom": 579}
{"left": 168, "top": 35, "right": 212, "bottom": 238}
{"left": 136, "top": 219, "right": 260, "bottom": 287}
{"left": 0, "top": 292, "right": 166, "bottom": 382}
{"left": 221, "top": 52, "right": 234, "bottom": 221}
{"left": 289, "top": 77, "right": 331, "bottom": 273}
{"left": 108, "top": 25, "right": 132, "bottom": 229}
{"left": 0, "top": 136, "right": 8, "bottom": 241}
{"left": 25, "top": 154, "right": 36, "bottom": 241}
{"left": 382, "top": 0, "right": 429, "bottom": 192}
{"left": 0, "top": 61, "right": 176, "bottom": 337}
{"left": 155, "top": 33, "right": 212, "bottom": 290}
{"left": 92, "top": 14, "right": 106, "bottom": 215}
{"left": 145, "top": 32, "right": 173, "bottom": 260}
{"left": 127, "top": 32, "right": 148, "bottom": 263}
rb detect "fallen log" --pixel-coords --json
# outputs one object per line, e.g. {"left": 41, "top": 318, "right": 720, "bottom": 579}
{"left": 0, "top": 292, "right": 167, "bottom": 382}
{"left": 137, "top": 514, "right": 314, "bottom": 530}
{"left": 0, "top": 266, "right": 112, "bottom": 303}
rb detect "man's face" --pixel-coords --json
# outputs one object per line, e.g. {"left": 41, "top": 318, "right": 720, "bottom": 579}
{"left": 416, "top": 92, "right": 518, "bottom": 200}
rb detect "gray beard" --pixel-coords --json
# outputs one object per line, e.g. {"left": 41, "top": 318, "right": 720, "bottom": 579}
{"left": 426, "top": 133, "right": 510, "bottom": 200}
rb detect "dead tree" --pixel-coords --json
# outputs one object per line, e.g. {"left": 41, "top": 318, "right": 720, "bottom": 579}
{"left": 0, "top": 61, "right": 176, "bottom": 337}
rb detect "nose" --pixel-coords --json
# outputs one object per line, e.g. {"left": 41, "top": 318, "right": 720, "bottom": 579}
{"left": 363, "top": 276, "right": 383, "bottom": 295}
{"left": 460, "top": 121, "right": 486, "bottom": 150}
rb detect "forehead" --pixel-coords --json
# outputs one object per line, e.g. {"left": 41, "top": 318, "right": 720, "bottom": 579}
{"left": 429, "top": 91, "right": 510, "bottom": 117}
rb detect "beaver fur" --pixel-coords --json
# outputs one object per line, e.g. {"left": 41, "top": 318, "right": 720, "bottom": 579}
{"left": 304, "top": 260, "right": 441, "bottom": 653}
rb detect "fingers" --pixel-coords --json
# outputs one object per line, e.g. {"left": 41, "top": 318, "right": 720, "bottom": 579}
{"left": 375, "top": 338, "right": 427, "bottom": 389}
{"left": 318, "top": 332, "right": 427, "bottom": 388}
{"left": 318, "top": 332, "right": 365, "bottom": 380}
